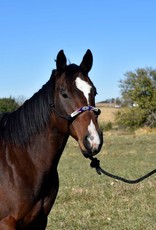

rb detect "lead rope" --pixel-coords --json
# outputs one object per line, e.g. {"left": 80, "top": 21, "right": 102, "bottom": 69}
{"left": 89, "top": 156, "right": 156, "bottom": 184}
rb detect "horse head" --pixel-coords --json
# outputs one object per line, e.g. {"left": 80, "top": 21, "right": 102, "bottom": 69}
{"left": 51, "top": 50, "right": 103, "bottom": 157}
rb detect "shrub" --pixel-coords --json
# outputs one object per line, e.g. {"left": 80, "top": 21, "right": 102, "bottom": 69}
{"left": 145, "top": 112, "right": 156, "bottom": 128}
{"left": 99, "top": 121, "right": 112, "bottom": 132}
{"left": 115, "top": 107, "right": 147, "bottom": 129}
{"left": 0, "top": 97, "right": 19, "bottom": 112}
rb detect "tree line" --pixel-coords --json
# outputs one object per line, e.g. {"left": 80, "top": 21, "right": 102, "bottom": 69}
{"left": 0, "top": 97, "right": 19, "bottom": 113}
{"left": 1, "top": 67, "right": 156, "bottom": 129}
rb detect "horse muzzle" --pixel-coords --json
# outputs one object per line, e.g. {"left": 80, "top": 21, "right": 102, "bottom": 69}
{"left": 82, "top": 131, "right": 103, "bottom": 158}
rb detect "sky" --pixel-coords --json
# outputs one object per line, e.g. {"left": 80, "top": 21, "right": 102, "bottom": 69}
{"left": 0, "top": 0, "right": 156, "bottom": 103}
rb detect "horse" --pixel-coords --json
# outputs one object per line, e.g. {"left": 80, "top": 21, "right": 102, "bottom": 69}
{"left": 0, "top": 50, "right": 103, "bottom": 229}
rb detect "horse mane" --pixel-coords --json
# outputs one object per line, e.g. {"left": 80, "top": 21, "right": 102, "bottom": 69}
{"left": 0, "top": 70, "right": 56, "bottom": 146}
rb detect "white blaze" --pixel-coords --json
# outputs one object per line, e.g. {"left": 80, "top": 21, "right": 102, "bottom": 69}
{"left": 87, "top": 120, "right": 100, "bottom": 151}
{"left": 75, "top": 77, "right": 92, "bottom": 104}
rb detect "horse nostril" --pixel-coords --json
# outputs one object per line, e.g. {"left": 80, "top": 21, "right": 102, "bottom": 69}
{"left": 84, "top": 135, "right": 92, "bottom": 150}
{"left": 90, "top": 135, "right": 94, "bottom": 141}
{"left": 83, "top": 132, "right": 102, "bottom": 155}
{"left": 84, "top": 135, "right": 97, "bottom": 152}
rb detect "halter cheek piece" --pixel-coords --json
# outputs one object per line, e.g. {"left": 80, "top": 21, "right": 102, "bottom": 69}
{"left": 51, "top": 104, "right": 101, "bottom": 121}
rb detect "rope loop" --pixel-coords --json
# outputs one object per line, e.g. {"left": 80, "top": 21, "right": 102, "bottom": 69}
{"left": 90, "top": 157, "right": 100, "bottom": 168}
{"left": 89, "top": 157, "right": 102, "bottom": 175}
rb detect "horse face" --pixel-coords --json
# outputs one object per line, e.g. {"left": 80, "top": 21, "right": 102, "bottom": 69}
{"left": 53, "top": 50, "right": 103, "bottom": 157}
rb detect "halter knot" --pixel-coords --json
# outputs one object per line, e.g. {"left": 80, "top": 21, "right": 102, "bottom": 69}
{"left": 89, "top": 157, "right": 101, "bottom": 175}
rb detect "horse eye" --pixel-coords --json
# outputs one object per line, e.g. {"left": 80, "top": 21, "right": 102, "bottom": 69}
{"left": 61, "top": 91, "right": 68, "bottom": 98}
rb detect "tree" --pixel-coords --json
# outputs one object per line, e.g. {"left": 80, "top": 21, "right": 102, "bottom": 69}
{"left": 116, "top": 67, "right": 156, "bottom": 128}
{"left": 0, "top": 97, "right": 19, "bottom": 113}
{"left": 119, "top": 67, "right": 156, "bottom": 110}
{"left": 115, "top": 97, "right": 122, "bottom": 106}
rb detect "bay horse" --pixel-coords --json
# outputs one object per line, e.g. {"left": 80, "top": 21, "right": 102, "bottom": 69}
{"left": 0, "top": 50, "right": 103, "bottom": 229}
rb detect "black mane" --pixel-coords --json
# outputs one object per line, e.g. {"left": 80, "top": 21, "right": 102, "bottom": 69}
{"left": 0, "top": 71, "right": 56, "bottom": 146}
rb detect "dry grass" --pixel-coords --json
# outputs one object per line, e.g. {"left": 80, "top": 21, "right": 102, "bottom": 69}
{"left": 96, "top": 103, "right": 119, "bottom": 123}
{"left": 135, "top": 127, "right": 156, "bottom": 135}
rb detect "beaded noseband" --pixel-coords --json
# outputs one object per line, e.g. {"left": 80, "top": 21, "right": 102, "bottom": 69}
{"left": 51, "top": 104, "right": 101, "bottom": 121}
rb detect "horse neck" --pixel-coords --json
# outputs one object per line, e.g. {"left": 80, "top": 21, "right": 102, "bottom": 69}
{"left": 26, "top": 124, "right": 69, "bottom": 171}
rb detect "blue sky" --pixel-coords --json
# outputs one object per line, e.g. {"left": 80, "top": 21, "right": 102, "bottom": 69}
{"left": 0, "top": 0, "right": 156, "bottom": 102}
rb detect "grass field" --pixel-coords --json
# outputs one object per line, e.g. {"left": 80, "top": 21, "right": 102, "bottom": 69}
{"left": 47, "top": 106, "right": 156, "bottom": 230}
{"left": 97, "top": 103, "right": 118, "bottom": 123}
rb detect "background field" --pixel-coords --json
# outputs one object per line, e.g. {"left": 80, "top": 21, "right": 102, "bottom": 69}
{"left": 47, "top": 105, "right": 156, "bottom": 230}
{"left": 97, "top": 103, "right": 118, "bottom": 123}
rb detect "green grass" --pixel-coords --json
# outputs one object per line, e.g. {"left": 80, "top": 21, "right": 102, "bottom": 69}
{"left": 47, "top": 133, "right": 156, "bottom": 230}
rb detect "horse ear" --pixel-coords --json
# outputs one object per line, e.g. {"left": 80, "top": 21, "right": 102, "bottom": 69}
{"left": 80, "top": 49, "right": 93, "bottom": 73}
{"left": 56, "top": 50, "right": 67, "bottom": 72}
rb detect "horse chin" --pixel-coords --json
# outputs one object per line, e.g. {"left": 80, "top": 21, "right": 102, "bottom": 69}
{"left": 81, "top": 149, "right": 99, "bottom": 158}
{"left": 78, "top": 139, "right": 102, "bottom": 158}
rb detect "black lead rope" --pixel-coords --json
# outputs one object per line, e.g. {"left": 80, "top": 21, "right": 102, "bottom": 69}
{"left": 50, "top": 102, "right": 156, "bottom": 184}
{"left": 89, "top": 156, "right": 156, "bottom": 184}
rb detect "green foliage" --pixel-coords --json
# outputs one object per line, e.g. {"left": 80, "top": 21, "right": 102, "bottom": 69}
{"left": 118, "top": 67, "right": 156, "bottom": 128}
{"left": 119, "top": 67, "right": 156, "bottom": 109}
{"left": 115, "top": 108, "right": 147, "bottom": 129}
{"left": 145, "top": 112, "right": 156, "bottom": 128}
{"left": 99, "top": 121, "right": 112, "bottom": 132}
{"left": 115, "top": 97, "right": 122, "bottom": 105}
{"left": 0, "top": 97, "right": 19, "bottom": 112}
